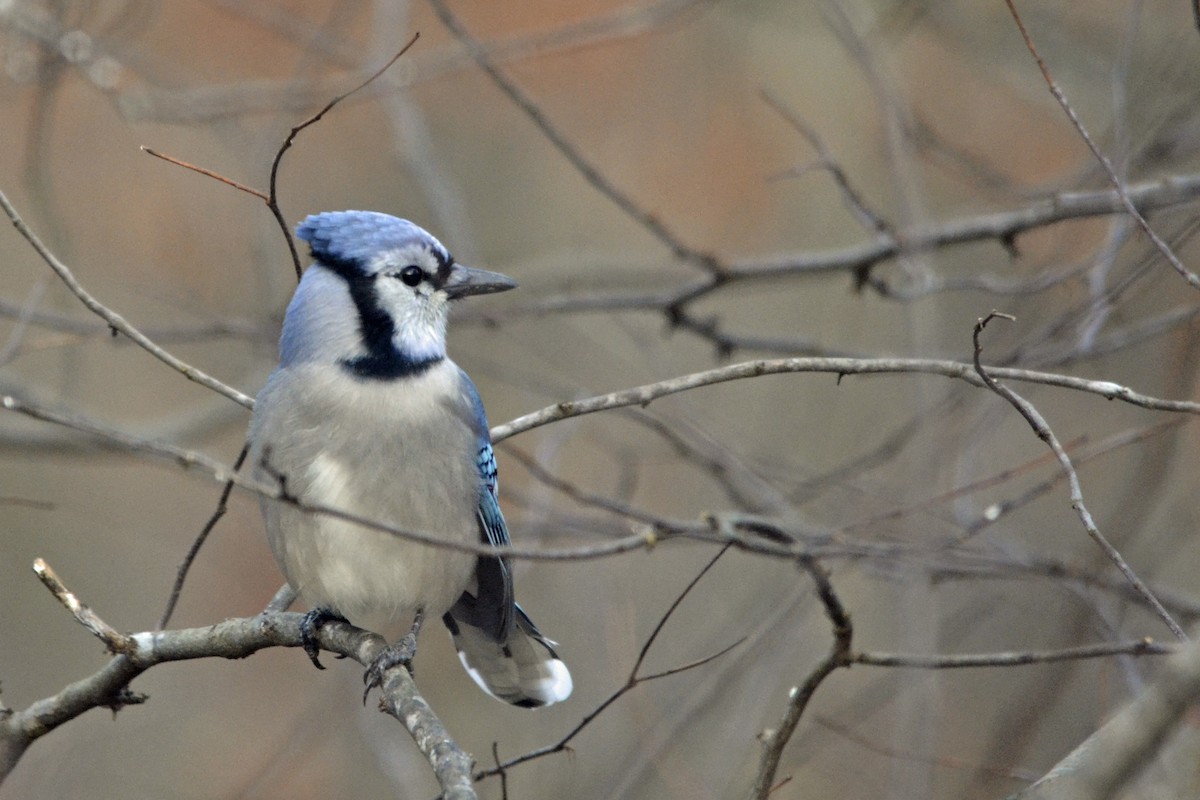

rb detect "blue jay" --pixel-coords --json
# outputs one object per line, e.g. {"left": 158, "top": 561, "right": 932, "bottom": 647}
{"left": 247, "top": 210, "right": 571, "bottom": 708}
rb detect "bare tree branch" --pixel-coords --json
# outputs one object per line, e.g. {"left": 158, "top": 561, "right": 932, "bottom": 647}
{"left": 492, "top": 355, "right": 1200, "bottom": 442}
{"left": 853, "top": 639, "right": 1174, "bottom": 669}
{"left": 0, "top": 390, "right": 668, "bottom": 562}
{"left": 1002, "top": 0, "right": 1200, "bottom": 292}
{"left": 428, "top": 0, "right": 719, "bottom": 274}
{"left": 0, "top": 188, "right": 254, "bottom": 407}
{"left": 7, "top": 335, "right": 1200, "bottom": 564}
{"left": 727, "top": 172, "right": 1200, "bottom": 285}
{"left": 0, "top": 589, "right": 476, "bottom": 797}
{"left": 751, "top": 556, "right": 853, "bottom": 799}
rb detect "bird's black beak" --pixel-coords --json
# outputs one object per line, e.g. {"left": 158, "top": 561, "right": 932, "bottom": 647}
{"left": 443, "top": 263, "right": 518, "bottom": 300}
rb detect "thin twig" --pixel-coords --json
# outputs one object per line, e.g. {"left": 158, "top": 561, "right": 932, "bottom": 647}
{"left": 866, "top": 257, "right": 1092, "bottom": 300}
{"left": 972, "top": 312, "right": 1188, "bottom": 642}
{"left": 140, "top": 147, "right": 269, "bottom": 200}
{"left": 1002, "top": 0, "right": 1200, "bottom": 291}
{"left": 761, "top": 88, "right": 891, "bottom": 238}
{"left": 141, "top": 36, "right": 420, "bottom": 282}
{"left": 157, "top": 442, "right": 251, "bottom": 630}
{"left": 927, "top": 549, "right": 1200, "bottom": 624}
{"left": 471, "top": 546, "right": 740, "bottom": 785}
{"left": 0, "top": 189, "right": 254, "bottom": 408}
{"left": 491, "top": 742, "right": 508, "bottom": 800}
{"left": 427, "top": 0, "right": 719, "bottom": 274}
{"left": 952, "top": 419, "right": 1186, "bottom": 543}
{"left": 632, "top": 544, "right": 733, "bottom": 675}
{"left": 620, "top": 411, "right": 792, "bottom": 514}
{"left": 838, "top": 438, "right": 1068, "bottom": 536}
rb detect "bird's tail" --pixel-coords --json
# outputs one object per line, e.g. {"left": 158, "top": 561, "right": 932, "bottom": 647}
{"left": 444, "top": 605, "right": 572, "bottom": 708}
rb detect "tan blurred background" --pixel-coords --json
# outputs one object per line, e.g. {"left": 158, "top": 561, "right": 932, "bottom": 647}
{"left": 3, "top": 1, "right": 1200, "bottom": 798}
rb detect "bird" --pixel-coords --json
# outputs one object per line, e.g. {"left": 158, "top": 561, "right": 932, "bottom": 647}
{"left": 247, "top": 210, "right": 572, "bottom": 708}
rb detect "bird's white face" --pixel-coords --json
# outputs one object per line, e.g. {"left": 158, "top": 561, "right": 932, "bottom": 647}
{"left": 366, "top": 243, "right": 454, "bottom": 363}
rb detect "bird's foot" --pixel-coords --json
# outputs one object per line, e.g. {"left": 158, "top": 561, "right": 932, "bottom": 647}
{"left": 362, "top": 609, "right": 424, "bottom": 704}
{"left": 300, "top": 607, "right": 347, "bottom": 670}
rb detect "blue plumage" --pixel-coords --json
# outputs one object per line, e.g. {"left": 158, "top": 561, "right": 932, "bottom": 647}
{"left": 296, "top": 211, "right": 449, "bottom": 276}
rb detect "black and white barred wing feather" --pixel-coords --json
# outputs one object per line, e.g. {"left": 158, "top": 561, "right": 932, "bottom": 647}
{"left": 442, "top": 380, "right": 572, "bottom": 707}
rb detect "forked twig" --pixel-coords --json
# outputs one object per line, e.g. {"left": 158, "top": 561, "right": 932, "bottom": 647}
{"left": 143, "top": 34, "right": 420, "bottom": 281}
{"left": 470, "top": 545, "right": 741, "bottom": 786}
{"left": 267, "top": 33, "right": 420, "bottom": 279}
{"left": 972, "top": 311, "right": 1187, "bottom": 642}
{"left": 760, "top": 88, "right": 891, "bottom": 239}
{"left": 0, "top": 606, "right": 476, "bottom": 797}
{"left": 751, "top": 556, "right": 853, "bottom": 799}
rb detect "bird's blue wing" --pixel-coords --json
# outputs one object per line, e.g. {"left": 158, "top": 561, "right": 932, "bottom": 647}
{"left": 442, "top": 371, "right": 572, "bottom": 706}
{"left": 446, "top": 370, "right": 515, "bottom": 640}
{"left": 475, "top": 441, "right": 509, "bottom": 547}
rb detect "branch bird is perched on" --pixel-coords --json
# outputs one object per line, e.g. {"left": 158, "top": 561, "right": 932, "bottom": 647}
{"left": 248, "top": 210, "right": 572, "bottom": 707}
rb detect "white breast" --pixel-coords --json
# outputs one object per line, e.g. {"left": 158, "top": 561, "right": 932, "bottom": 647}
{"left": 248, "top": 360, "right": 480, "bottom": 633}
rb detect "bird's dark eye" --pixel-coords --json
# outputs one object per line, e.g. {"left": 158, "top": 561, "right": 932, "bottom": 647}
{"left": 399, "top": 265, "right": 425, "bottom": 287}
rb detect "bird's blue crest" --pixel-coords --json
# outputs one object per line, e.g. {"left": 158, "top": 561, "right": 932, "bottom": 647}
{"left": 296, "top": 211, "right": 449, "bottom": 274}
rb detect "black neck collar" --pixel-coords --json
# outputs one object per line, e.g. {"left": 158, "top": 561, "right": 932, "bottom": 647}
{"left": 315, "top": 257, "right": 445, "bottom": 382}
